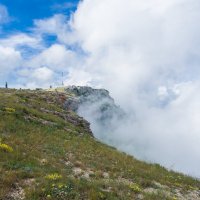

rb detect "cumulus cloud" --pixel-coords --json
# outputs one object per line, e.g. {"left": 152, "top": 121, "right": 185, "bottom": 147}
{"left": 0, "top": 33, "right": 42, "bottom": 49}
{"left": 0, "top": 32, "right": 44, "bottom": 87}
{"left": 33, "top": 14, "right": 75, "bottom": 45}
{"left": 27, "top": 44, "right": 80, "bottom": 70}
{"left": 64, "top": 69, "right": 94, "bottom": 86}
{"left": 31, "top": 67, "right": 54, "bottom": 82}
{"left": 16, "top": 67, "right": 54, "bottom": 88}
{"left": 0, "top": 46, "right": 22, "bottom": 85}
{"left": 0, "top": 17, "right": 80, "bottom": 88}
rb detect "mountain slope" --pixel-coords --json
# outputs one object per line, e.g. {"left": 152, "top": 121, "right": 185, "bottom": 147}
{"left": 0, "top": 88, "right": 199, "bottom": 200}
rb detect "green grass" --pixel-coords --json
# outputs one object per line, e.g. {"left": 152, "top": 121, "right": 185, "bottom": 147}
{"left": 0, "top": 88, "right": 199, "bottom": 200}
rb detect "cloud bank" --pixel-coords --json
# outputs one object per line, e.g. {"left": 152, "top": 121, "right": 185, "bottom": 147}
{"left": 0, "top": 0, "right": 200, "bottom": 177}
{"left": 70, "top": 0, "right": 200, "bottom": 178}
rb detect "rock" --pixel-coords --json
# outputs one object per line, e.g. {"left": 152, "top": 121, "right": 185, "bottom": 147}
{"left": 137, "top": 194, "right": 144, "bottom": 200}
{"left": 73, "top": 167, "right": 83, "bottom": 176}
{"left": 40, "top": 108, "right": 93, "bottom": 136}
{"left": 6, "top": 184, "right": 25, "bottom": 200}
{"left": 63, "top": 96, "right": 79, "bottom": 111}
{"left": 144, "top": 187, "right": 158, "bottom": 194}
{"left": 23, "top": 178, "right": 35, "bottom": 187}
{"left": 102, "top": 172, "right": 109, "bottom": 179}
{"left": 64, "top": 161, "right": 73, "bottom": 167}
{"left": 40, "top": 159, "right": 48, "bottom": 165}
{"left": 65, "top": 86, "right": 110, "bottom": 99}
{"left": 144, "top": 187, "right": 172, "bottom": 198}
{"left": 186, "top": 190, "right": 200, "bottom": 200}
{"left": 63, "top": 85, "right": 125, "bottom": 131}
{"left": 24, "top": 115, "right": 57, "bottom": 126}
{"left": 101, "top": 187, "right": 112, "bottom": 193}
{"left": 153, "top": 181, "right": 169, "bottom": 190}
{"left": 117, "top": 177, "right": 134, "bottom": 185}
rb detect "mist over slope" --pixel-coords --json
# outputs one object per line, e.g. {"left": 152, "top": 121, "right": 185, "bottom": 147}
{"left": 64, "top": 86, "right": 125, "bottom": 142}
{"left": 61, "top": 0, "right": 200, "bottom": 178}
{"left": 1, "top": 88, "right": 199, "bottom": 200}
{"left": 61, "top": 85, "right": 200, "bottom": 178}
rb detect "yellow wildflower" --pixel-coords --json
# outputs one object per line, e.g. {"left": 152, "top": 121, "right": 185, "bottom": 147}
{"left": 129, "top": 183, "right": 142, "bottom": 193}
{"left": 0, "top": 143, "right": 13, "bottom": 152}
{"left": 99, "top": 192, "right": 105, "bottom": 199}
{"left": 5, "top": 107, "right": 16, "bottom": 113}
{"left": 58, "top": 183, "right": 63, "bottom": 188}
{"left": 45, "top": 173, "right": 62, "bottom": 180}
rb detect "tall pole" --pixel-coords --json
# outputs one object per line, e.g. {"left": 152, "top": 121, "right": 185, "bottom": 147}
{"left": 62, "top": 72, "right": 64, "bottom": 86}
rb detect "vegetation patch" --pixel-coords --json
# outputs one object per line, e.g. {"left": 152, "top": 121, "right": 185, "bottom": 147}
{"left": 0, "top": 139, "right": 13, "bottom": 153}
{"left": 45, "top": 173, "right": 62, "bottom": 181}
{"left": 0, "top": 89, "right": 199, "bottom": 200}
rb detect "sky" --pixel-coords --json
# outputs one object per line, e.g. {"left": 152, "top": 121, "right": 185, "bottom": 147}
{"left": 0, "top": 0, "right": 78, "bottom": 33}
{"left": 1, "top": 0, "right": 200, "bottom": 178}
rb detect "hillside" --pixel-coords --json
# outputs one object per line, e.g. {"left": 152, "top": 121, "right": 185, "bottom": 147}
{"left": 0, "top": 88, "right": 199, "bottom": 200}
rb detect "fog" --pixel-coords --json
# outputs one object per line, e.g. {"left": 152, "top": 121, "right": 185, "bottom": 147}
{"left": 68, "top": 0, "right": 200, "bottom": 178}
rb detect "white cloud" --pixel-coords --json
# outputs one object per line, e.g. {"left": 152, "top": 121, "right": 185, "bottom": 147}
{"left": 158, "top": 86, "right": 168, "bottom": 99}
{"left": 22, "top": 43, "right": 84, "bottom": 87}
{"left": 0, "top": 46, "right": 22, "bottom": 78}
{"left": 0, "top": 45, "right": 22, "bottom": 87}
{"left": 31, "top": 67, "right": 54, "bottom": 82}
{"left": 34, "top": 14, "right": 66, "bottom": 35}
{"left": 0, "top": 33, "right": 42, "bottom": 49}
{"left": 6, "top": 42, "right": 84, "bottom": 88}
{"left": 33, "top": 14, "right": 75, "bottom": 45}
{"left": 0, "top": 4, "right": 9, "bottom": 24}
{"left": 62, "top": 0, "right": 200, "bottom": 177}
{"left": 16, "top": 67, "right": 54, "bottom": 89}
{"left": 64, "top": 68, "right": 93, "bottom": 86}
{"left": 27, "top": 44, "right": 80, "bottom": 70}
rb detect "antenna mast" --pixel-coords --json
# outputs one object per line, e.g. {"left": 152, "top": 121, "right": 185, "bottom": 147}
{"left": 62, "top": 72, "right": 64, "bottom": 86}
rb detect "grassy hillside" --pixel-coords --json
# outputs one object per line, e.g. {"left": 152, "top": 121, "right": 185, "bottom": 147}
{"left": 0, "top": 88, "right": 199, "bottom": 200}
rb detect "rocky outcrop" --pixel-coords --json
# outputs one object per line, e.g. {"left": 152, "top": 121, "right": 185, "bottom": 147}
{"left": 63, "top": 86, "right": 125, "bottom": 127}
{"left": 40, "top": 108, "right": 93, "bottom": 136}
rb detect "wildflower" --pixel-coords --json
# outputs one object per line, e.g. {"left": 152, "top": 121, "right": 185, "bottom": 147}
{"left": 47, "top": 194, "right": 51, "bottom": 198}
{"left": 99, "top": 192, "right": 105, "bottom": 199}
{"left": 58, "top": 183, "right": 63, "bottom": 189}
{"left": 174, "top": 182, "right": 181, "bottom": 187}
{"left": 4, "top": 107, "right": 16, "bottom": 113}
{"left": 0, "top": 143, "right": 13, "bottom": 153}
{"left": 129, "top": 183, "right": 142, "bottom": 193}
{"left": 188, "top": 185, "right": 197, "bottom": 190}
{"left": 45, "top": 173, "right": 62, "bottom": 180}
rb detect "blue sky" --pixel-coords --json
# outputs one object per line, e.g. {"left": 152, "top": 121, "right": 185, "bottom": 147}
{"left": 0, "top": 0, "right": 80, "bottom": 88}
{"left": 0, "top": 0, "right": 79, "bottom": 34}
